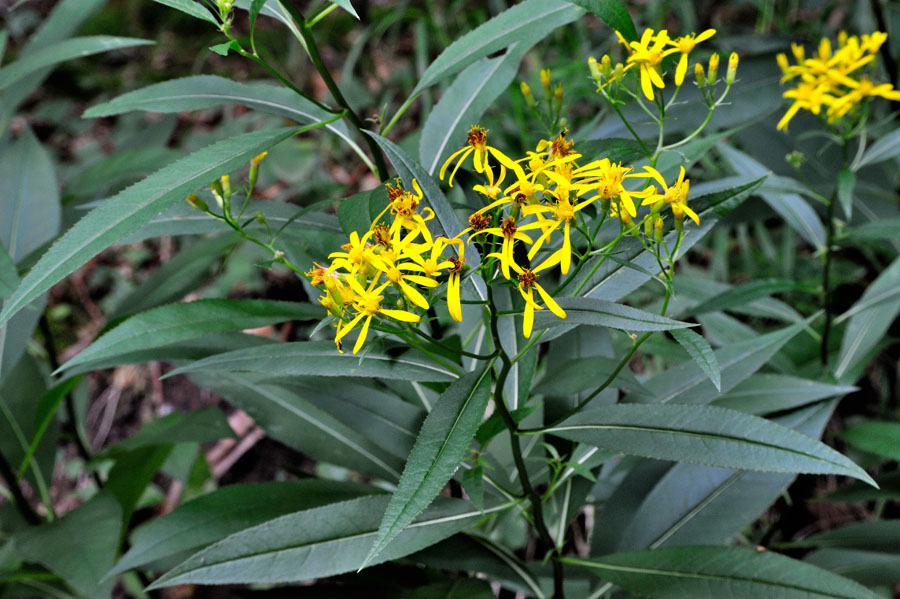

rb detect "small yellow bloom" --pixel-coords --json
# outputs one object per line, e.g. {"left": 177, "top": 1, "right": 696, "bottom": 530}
{"left": 669, "top": 29, "right": 716, "bottom": 86}
{"left": 509, "top": 257, "right": 566, "bottom": 338}
{"left": 440, "top": 126, "right": 521, "bottom": 187}
{"left": 641, "top": 166, "right": 699, "bottom": 226}
{"left": 334, "top": 276, "right": 420, "bottom": 354}
{"left": 624, "top": 28, "right": 680, "bottom": 100}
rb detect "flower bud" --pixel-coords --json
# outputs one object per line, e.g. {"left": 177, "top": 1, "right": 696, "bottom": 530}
{"left": 601, "top": 55, "right": 612, "bottom": 78}
{"left": 255, "top": 211, "right": 267, "bottom": 224}
{"left": 185, "top": 193, "right": 208, "bottom": 212}
{"left": 588, "top": 56, "right": 603, "bottom": 87}
{"left": 776, "top": 53, "right": 789, "bottom": 75}
{"left": 654, "top": 215, "right": 665, "bottom": 243}
{"left": 672, "top": 204, "right": 685, "bottom": 233}
{"left": 209, "top": 179, "right": 225, "bottom": 208}
{"left": 726, "top": 52, "right": 739, "bottom": 85}
{"left": 520, "top": 81, "right": 536, "bottom": 108}
{"left": 600, "top": 197, "right": 611, "bottom": 214}
{"left": 708, "top": 53, "right": 720, "bottom": 84}
{"left": 644, "top": 214, "right": 654, "bottom": 238}
{"left": 614, "top": 62, "right": 625, "bottom": 82}
{"left": 553, "top": 83, "right": 563, "bottom": 112}
{"left": 540, "top": 68, "right": 551, "bottom": 92}
{"left": 694, "top": 63, "right": 706, "bottom": 88}
{"left": 220, "top": 174, "right": 231, "bottom": 199}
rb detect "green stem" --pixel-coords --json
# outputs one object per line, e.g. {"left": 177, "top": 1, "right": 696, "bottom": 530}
{"left": 293, "top": 10, "right": 389, "bottom": 180}
{"left": 487, "top": 284, "right": 565, "bottom": 599}
{"left": 0, "top": 450, "right": 40, "bottom": 525}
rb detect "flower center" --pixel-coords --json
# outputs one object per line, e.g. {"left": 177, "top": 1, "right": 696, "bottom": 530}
{"left": 467, "top": 126, "right": 488, "bottom": 147}
{"left": 518, "top": 268, "right": 536, "bottom": 289}
{"left": 500, "top": 217, "right": 518, "bottom": 238}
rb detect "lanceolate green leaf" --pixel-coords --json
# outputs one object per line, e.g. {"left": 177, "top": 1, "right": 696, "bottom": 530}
{"left": 565, "top": 0, "right": 637, "bottom": 41}
{"left": 637, "top": 318, "right": 810, "bottom": 405}
{"left": 840, "top": 421, "right": 900, "bottom": 461}
{"left": 535, "top": 297, "right": 694, "bottom": 332}
{"left": 712, "top": 374, "right": 856, "bottom": 415}
{"left": 686, "top": 278, "right": 807, "bottom": 316}
{"left": 15, "top": 492, "right": 122, "bottom": 599}
{"left": 855, "top": 126, "right": 900, "bottom": 169}
{"left": 152, "top": 0, "right": 218, "bottom": 24}
{"left": 835, "top": 255, "right": 900, "bottom": 379}
{"left": 83, "top": 76, "right": 358, "bottom": 153}
{"left": 0, "top": 246, "right": 15, "bottom": 299}
{"left": 670, "top": 328, "right": 721, "bottom": 391}
{"left": 364, "top": 368, "right": 492, "bottom": 568}
{"left": 168, "top": 340, "right": 457, "bottom": 382}
{"left": 786, "top": 520, "right": 900, "bottom": 553}
{"left": 148, "top": 496, "right": 508, "bottom": 588}
{"left": 566, "top": 546, "right": 883, "bottom": 599}
{"left": 412, "top": 0, "right": 583, "bottom": 94}
{"left": 0, "top": 126, "right": 298, "bottom": 328}
{"left": 59, "top": 299, "right": 321, "bottom": 373}
{"left": 0, "top": 36, "right": 153, "bottom": 91}
{"left": 837, "top": 167, "right": 855, "bottom": 219}
{"left": 108, "top": 480, "right": 380, "bottom": 578}
{"left": 543, "top": 403, "right": 875, "bottom": 484}
{"left": 189, "top": 373, "right": 406, "bottom": 480}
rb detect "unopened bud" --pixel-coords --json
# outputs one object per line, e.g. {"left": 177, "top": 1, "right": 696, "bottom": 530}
{"left": 672, "top": 204, "right": 685, "bottom": 233}
{"left": 220, "top": 174, "right": 231, "bottom": 199}
{"left": 251, "top": 152, "right": 268, "bottom": 166}
{"left": 553, "top": 83, "right": 563, "bottom": 112}
{"left": 786, "top": 150, "right": 805, "bottom": 169}
{"left": 520, "top": 81, "right": 536, "bottom": 108}
{"left": 273, "top": 250, "right": 285, "bottom": 260}
{"left": 644, "top": 215, "right": 654, "bottom": 238}
{"left": 708, "top": 53, "right": 720, "bottom": 84}
{"left": 694, "top": 63, "right": 706, "bottom": 88}
{"left": 558, "top": 117, "right": 567, "bottom": 130}
{"left": 776, "top": 53, "right": 790, "bottom": 75}
{"left": 255, "top": 211, "right": 267, "bottom": 224}
{"left": 654, "top": 216, "right": 664, "bottom": 243}
{"left": 614, "top": 62, "right": 625, "bottom": 82}
{"left": 600, "top": 197, "right": 611, "bottom": 214}
{"left": 540, "top": 68, "right": 551, "bottom": 92}
{"left": 726, "top": 52, "right": 739, "bottom": 85}
{"left": 249, "top": 152, "right": 267, "bottom": 188}
{"left": 601, "top": 55, "right": 612, "bottom": 78}
{"left": 588, "top": 56, "right": 603, "bottom": 86}
{"left": 185, "top": 193, "right": 208, "bottom": 212}
{"left": 209, "top": 179, "right": 224, "bottom": 208}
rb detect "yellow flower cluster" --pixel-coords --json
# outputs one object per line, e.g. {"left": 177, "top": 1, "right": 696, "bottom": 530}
{"left": 440, "top": 126, "right": 698, "bottom": 338}
{"left": 309, "top": 179, "right": 465, "bottom": 354}
{"left": 591, "top": 27, "right": 717, "bottom": 100}
{"left": 776, "top": 31, "right": 900, "bottom": 130}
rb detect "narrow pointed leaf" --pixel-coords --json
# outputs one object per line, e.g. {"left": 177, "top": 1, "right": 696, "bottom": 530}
{"left": 670, "top": 329, "right": 720, "bottom": 391}
{"left": 152, "top": 0, "right": 218, "bottom": 23}
{"left": 713, "top": 374, "right": 856, "bottom": 415}
{"left": 856, "top": 126, "right": 900, "bottom": 169}
{"left": 60, "top": 299, "right": 321, "bottom": 372}
{"left": 148, "top": 496, "right": 507, "bottom": 588}
{"left": 167, "top": 340, "right": 457, "bottom": 382}
{"left": 840, "top": 421, "right": 900, "bottom": 461}
{"left": 0, "top": 36, "right": 153, "bottom": 91}
{"left": 544, "top": 403, "right": 875, "bottom": 484}
{"left": 835, "top": 255, "right": 900, "bottom": 379}
{"left": 0, "top": 246, "right": 15, "bottom": 299}
{"left": 837, "top": 167, "right": 855, "bottom": 219}
{"left": 787, "top": 520, "right": 900, "bottom": 553}
{"left": 535, "top": 297, "right": 695, "bottom": 332}
{"left": 83, "top": 76, "right": 356, "bottom": 151}
{"left": 364, "top": 368, "right": 492, "bottom": 567}
{"left": 413, "top": 0, "right": 583, "bottom": 93}
{"left": 108, "top": 480, "right": 379, "bottom": 577}
{"left": 565, "top": 0, "right": 637, "bottom": 41}
{"left": 0, "top": 126, "right": 298, "bottom": 327}
{"left": 566, "top": 545, "right": 883, "bottom": 599}
{"left": 638, "top": 318, "right": 811, "bottom": 405}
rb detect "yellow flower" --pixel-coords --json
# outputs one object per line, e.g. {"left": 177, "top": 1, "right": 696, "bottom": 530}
{"left": 401, "top": 237, "right": 467, "bottom": 322}
{"left": 623, "top": 28, "right": 680, "bottom": 101}
{"left": 641, "top": 166, "right": 699, "bottom": 226}
{"left": 827, "top": 76, "right": 900, "bottom": 120}
{"left": 334, "top": 276, "right": 421, "bottom": 354}
{"left": 508, "top": 257, "right": 566, "bottom": 338}
{"left": 669, "top": 29, "right": 716, "bottom": 86}
{"left": 574, "top": 158, "right": 651, "bottom": 218}
{"left": 369, "top": 252, "right": 438, "bottom": 310}
{"left": 440, "top": 126, "right": 521, "bottom": 187}
{"left": 328, "top": 230, "right": 375, "bottom": 274}
{"left": 381, "top": 178, "right": 436, "bottom": 244}
{"left": 777, "top": 81, "right": 835, "bottom": 130}
{"left": 470, "top": 216, "right": 542, "bottom": 280}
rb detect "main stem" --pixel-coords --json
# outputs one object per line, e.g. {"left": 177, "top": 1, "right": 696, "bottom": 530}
{"left": 821, "top": 139, "right": 848, "bottom": 367}
{"left": 487, "top": 285, "right": 565, "bottom": 599}
{"left": 293, "top": 8, "right": 389, "bottom": 181}
{"left": 0, "top": 450, "right": 40, "bottom": 525}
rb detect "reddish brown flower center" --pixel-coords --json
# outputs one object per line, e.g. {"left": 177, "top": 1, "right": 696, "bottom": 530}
{"left": 518, "top": 268, "right": 536, "bottom": 289}
{"left": 469, "top": 213, "right": 491, "bottom": 232}
{"left": 500, "top": 217, "right": 518, "bottom": 238}
{"left": 467, "top": 126, "right": 488, "bottom": 147}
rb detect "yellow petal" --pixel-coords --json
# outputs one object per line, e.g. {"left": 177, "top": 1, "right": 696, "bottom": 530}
{"left": 353, "top": 315, "right": 372, "bottom": 354}
{"left": 447, "top": 274, "right": 462, "bottom": 322}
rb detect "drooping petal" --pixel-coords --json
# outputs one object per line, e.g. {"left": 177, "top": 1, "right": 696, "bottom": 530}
{"left": 399, "top": 279, "right": 429, "bottom": 309}
{"left": 534, "top": 283, "right": 566, "bottom": 319}
{"left": 353, "top": 315, "right": 373, "bottom": 354}
{"left": 379, "top": 308, "right": 421, "bottom": 322}
{"left": 675, "top": 53, "right": 688, "bottom": 86}
{"left": 440, "top": 146, "right": 472, "bottom": 182}
{"left": 447, "top": 274, "right": 462, "bottom": 322}
{"left": 640, "top": 65, "right": 655, "bottom": 100}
